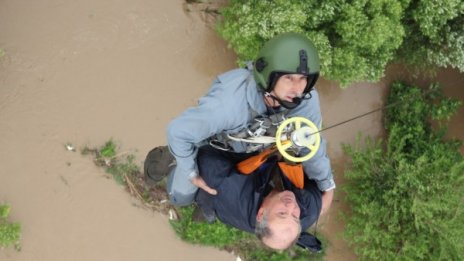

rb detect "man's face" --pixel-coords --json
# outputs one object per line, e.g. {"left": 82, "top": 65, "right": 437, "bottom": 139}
{"left": 271, "top": 74, "right": 308, "bottom": 103}
{"left": 258, "top": 190, "right": 301, "bottom": 249}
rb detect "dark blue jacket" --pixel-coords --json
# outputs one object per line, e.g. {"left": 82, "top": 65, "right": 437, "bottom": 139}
{"left": 196, "top": 146, "right": 322, "bottom": 233}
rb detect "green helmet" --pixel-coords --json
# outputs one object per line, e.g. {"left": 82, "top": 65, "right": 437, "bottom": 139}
{"left": 253, "top": 32, "right": 320, "bottom": 93}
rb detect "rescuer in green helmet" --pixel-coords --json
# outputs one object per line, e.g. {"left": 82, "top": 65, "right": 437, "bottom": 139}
{"left": 254, "top": 32, "right": 320, "bottom": 109}
{"left": 145, "top": 32, "right": 334, "bottom": 251}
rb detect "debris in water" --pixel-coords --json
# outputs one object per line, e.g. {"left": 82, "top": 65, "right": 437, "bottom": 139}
{"left": 168, "top": 209, "right": 178, "bottom": 220}
{"left": 104, "top": 158, "right": 111, "bottom": 166}
{"left": 65, "top": 143, "right": 76, "bottom": 152}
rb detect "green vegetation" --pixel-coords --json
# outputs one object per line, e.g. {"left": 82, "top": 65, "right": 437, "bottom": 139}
{"left": 0, "top": 204, "right": 21, "bottom": 250}
{"left": 82, "top": 141, "right": 174, "bottom": 217}
{"left": 82, "top": 139, "right": 139, "bottom": 185}
{"left": 343, "top": 82, "right": 463, "bottom": 260}
{"left": 399, "top": 0, "right": 464, "bottom": 71}
{"left": 99, "top": 139, "right": 117, "bottom": 158}
{"left": 217, "top": 0, "right": 464, "bottom": 87}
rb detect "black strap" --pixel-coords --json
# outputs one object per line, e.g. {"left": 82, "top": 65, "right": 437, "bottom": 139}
{"left": 296, "top": 231, "right": 322, "bottom": 253}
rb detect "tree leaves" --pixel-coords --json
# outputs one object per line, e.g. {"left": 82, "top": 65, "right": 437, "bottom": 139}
{"left": 217, "top": 0, "right": 464, "bottom": 87}
{"left": 343, "top": 82, "right": 463, "bottom": 260}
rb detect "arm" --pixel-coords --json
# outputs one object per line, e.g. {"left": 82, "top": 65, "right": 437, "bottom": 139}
{"left": 167, "top": 86, "right": 228, "bottom": 192}
{"left": 320, "top": 189, "right": 334, "bottom": 215}
{"left": 191, "top": 176, "right": 217, "bottom": 195}
{"left": 167, "top": 70, "right": 250, "bottom": 193}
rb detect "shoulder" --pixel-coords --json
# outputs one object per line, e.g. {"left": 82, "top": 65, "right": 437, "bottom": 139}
{"left": 213, "top": 173, "right": 258, "bottom": 233}
{"left": 296, "top": 188, "right": 322, "bottom": 229}
{"left": 217, "top": 68, "right": 250, "bottom": 82}
{"left": 214, "top": 68, "right": 251, "bottom": 92}
{"left": 287, "top": 87, "right": 322, "bottom": 124}
{"left": 203, "top": 68, "right": 252, "bottom": 107}
{"left": 299, "top": 88, "right": 321, "bottom": 109}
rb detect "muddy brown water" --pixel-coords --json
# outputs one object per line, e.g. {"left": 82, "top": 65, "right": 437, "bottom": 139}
{"left": 0, "top": 1, "right": 462, "bottom": 260}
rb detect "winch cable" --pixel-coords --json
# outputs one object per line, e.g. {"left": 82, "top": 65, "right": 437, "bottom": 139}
{"left": 279, "top": 86, "right": 438, "bottom": 139}
{"left": 232, "top": 88, "right": 432, "bottom": 145}
{"left": 225, "top": 84, "right": 455, "bottom": 163}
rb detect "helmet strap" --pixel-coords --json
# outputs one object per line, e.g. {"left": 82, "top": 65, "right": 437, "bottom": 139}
{"left": 266, "top": 72, "right": 282, "bottom": 92}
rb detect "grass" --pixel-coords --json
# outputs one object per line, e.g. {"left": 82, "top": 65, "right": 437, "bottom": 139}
{"left": 83, "top": 139, "right": 326, "bottom": 260}
{"left": 0, "top": 204, "right": 21, "bottom": 251}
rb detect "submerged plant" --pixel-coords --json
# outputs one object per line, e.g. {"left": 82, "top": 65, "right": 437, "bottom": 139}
{"left": 81, "top": 141, "right": 173, "bottom": 215}
{"left": 0, "top": 204, "right": 21, "bottom": 250}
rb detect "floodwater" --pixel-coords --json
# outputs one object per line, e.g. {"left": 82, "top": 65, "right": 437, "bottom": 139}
{"left": 0, "top": 0, "right": 462, "bottom": 260}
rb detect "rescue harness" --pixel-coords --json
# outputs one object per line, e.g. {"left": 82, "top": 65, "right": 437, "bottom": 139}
{"left": 209, "top": 111, "right": 321, "bottom": 189}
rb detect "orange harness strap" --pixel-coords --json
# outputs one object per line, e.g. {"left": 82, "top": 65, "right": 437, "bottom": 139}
{"left": 236, "top": 147, "right": 305, "bottom": 189}
{"left": 277, "top": 162, "right": 304, "bottom": 189}
{"left": 236, "top": 147, "right": 275, "bottom": 175}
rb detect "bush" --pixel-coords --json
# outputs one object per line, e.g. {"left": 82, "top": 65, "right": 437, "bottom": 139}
{"left": 217, "top": 0, "right": 464, "bottom": 87}
{"left": 398, "top": 0, "right": 464, "bottom": 71}
{"left": 0, "top": 204, "right": 21, "bottom": 250}
{"left": 343, "top": 82, "right": 463, "bottom": 260}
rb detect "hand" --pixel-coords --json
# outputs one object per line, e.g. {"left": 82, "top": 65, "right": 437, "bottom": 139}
{"left": 320, "top": 189, "right": 334, "bottom": 216}
{"left": 191, "top": 176, "right": 217, "bottom": 195}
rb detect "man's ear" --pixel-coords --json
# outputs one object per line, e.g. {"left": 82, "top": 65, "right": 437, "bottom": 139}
{"left": 256, "top": 207, "right": 265, "bottom": 221}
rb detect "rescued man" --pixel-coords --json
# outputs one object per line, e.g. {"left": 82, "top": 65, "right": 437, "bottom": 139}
{"left": 145, "top": 32, "right": 335, "bottom": 249}
{"left": 192, "top": 145, "right": 325, "bottom": 250}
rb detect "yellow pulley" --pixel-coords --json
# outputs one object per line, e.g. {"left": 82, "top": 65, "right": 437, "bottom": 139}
{"left": 275, "top": 117, "right": 321, "bottom": 162}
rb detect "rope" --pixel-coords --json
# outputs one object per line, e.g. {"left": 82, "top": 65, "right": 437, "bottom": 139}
{"left": 313, "top": 86, "right": 437, "bottom": 135}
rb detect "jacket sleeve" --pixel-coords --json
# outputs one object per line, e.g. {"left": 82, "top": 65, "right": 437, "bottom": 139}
{"left": 167, "top": 80, "right": 227, "bottom": 181}
{"left": 166, "top": 73, "right": 247, "bottom": 185}
{"left": 288, "top": 89, "right": 336, "bottom": 191}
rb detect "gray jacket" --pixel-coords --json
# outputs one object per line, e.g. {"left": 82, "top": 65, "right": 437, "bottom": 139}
{"left": 167, "top": 68, "right": 335, "bottom": 191}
